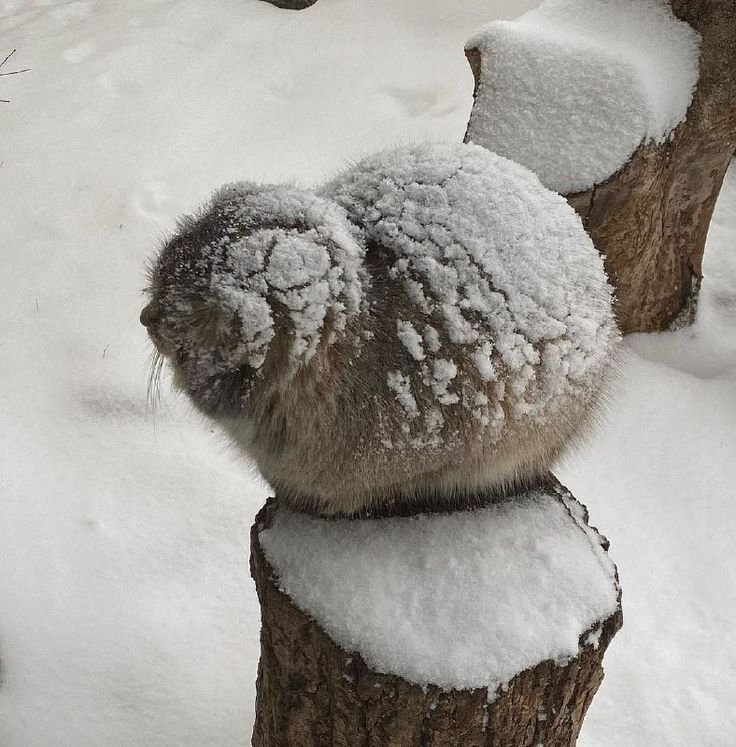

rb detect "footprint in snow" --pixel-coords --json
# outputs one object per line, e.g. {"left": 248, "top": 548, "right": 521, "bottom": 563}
{"left": 78, "top": 389, "right": 147, "bottom": 421}
{"left": 49, "top": 1, "right": 95, "bottom": 23}
{"left": 132, "top": 180, "right": 172, "bottom": 225}
{"left": 381, "top": 86, "right": 457, "bottom": 118}
{"left": 97, "top": 72, "right": 118, "bottom": 97}
{"left": 62, "top": 40, "right": 95, "bottom": 63}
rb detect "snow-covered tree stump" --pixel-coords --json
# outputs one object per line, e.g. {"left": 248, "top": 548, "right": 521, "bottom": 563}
{"left": 464, "top": 0, "right": 735, "bottom": 332}
{"left": 250, "top": 480, "right": 622, "bottom": 747}
{"left": 565, "top": 0, "right": 736, "bottom": 331}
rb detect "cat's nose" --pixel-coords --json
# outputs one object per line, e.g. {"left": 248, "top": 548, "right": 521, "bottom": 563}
{"left": 140, "top": 301, "right": 162, "bottom": 328}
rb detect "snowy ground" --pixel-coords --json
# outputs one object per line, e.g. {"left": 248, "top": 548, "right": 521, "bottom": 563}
{"left": 1, "top": 1, "right": 734, "bottom": 745}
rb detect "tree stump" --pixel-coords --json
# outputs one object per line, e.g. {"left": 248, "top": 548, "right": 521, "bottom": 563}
{"left": 464, "top": 0, "right": 736, "bottom": 333}
{"left": 250, "top": 480, "right": 622, "bottom": 747}
{"left": 259, "top": 0, "right": 318, "bottom": 9}
{"left": 564, "top": 0, "right": 736, "bottom": 332}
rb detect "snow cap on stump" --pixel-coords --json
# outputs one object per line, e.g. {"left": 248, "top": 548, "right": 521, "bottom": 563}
{"left": 260, "top": 487, "right": 620, "bottom": 694}
{"left": 465, "top": 0, "right": 701, "bottom": 193}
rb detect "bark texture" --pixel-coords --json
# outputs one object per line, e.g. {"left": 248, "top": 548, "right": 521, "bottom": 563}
{"left": 250, "top": 483, "right": 622, "bottom": 747}
{"left": 259, "top": 0, "right": 317, "bottom": 9}
{"left": 465, "top": 0, "right": 736, "bottom": 333}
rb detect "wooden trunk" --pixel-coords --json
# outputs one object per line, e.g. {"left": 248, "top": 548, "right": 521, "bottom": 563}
{"left": 465, "top": 0, "right": 736, "bottom": 333}
{"left": 250, "top": 484, "right": 622, "bottom": 747}
{"left": 258, "top": 0, "right": 318, "bottom": 9}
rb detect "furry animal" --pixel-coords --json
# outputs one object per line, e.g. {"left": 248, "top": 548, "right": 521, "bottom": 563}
{"left": 142, "top": 142, "right": 619, "bottom": 515}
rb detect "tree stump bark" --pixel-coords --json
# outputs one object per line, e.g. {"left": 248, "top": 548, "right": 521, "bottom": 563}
{"left": 465, "top": 0, "right": 736, "bottom": 333}
{"left": 250, "top": 481, "right": 622, "bottom": 747}
{"left": 259, "top": 0, "right": 318, "bottom": 9}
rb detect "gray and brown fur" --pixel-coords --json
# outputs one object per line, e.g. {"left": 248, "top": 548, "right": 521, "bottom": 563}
{"left": 142, "top": 143, "right": 619, "bottom": 516}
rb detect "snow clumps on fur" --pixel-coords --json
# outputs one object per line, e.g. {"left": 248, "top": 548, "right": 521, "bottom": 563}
{"left": 146, "top": 142, "right": 619, "bottom": 512}
{"left": 150, "top": 182, "right": 365, "bottom": 381}
{"left": 323, "top": 142, "right": 618, "bottom": 443}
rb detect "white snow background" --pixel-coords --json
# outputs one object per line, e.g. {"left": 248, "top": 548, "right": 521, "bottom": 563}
{"left": 1, "top": 0, "right": 734, "bottom": 745}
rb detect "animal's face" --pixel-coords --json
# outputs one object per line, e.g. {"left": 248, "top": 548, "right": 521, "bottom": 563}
{"left": 141, "top": 182, "right": 365, "bottom": 420}
{"left": 142, "top": 205, "right": 272, "bottom": 419}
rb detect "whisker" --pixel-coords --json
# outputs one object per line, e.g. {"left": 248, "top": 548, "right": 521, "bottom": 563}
{"left": 146, "top": 350, "right": 165, "bottom": 418}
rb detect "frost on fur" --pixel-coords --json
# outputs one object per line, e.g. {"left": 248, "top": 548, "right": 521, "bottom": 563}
{"left": 146, "top": 143, "right": 619, "bottom": 512}
{"left": 465, "top": 0, "right": 701, "bottom": 193}
{"left": 148, "top": 183, "right": 365, "bottom": 400}
{"left": 207, "top": 183, "right": 365, "bottom": 371}
{"left": 323, "top": 142, "right": 618, "bottom": 452}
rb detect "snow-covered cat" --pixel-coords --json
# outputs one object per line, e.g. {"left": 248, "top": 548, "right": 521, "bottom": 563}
{"left": 142, "top": 142, "right": 619, "bottom": 515}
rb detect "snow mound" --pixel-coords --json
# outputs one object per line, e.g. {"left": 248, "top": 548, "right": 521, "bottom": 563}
{"left": 324, "top": 142, "right": 618, "bottom": 441}
{"left": 260, "top": 488, "right": 619, "bottom": 692}
{"left": 465, "top": 0, "right": 701, "bottom": 194}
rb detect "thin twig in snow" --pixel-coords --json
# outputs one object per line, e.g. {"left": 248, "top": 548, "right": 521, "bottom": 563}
{"left": 0, "top": 49, "right": 16, "bottom": 69}
{"left": 0, "top": 49, "right": 30, "bottom": 102}
{"left": 0, "top": 49, "right": 29, "bottom": 75}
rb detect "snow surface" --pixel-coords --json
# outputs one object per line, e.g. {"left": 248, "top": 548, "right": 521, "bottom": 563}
{"left": 465, "top": 0, "right": 701, "bottom": 193}
{"left": 260, "top": 489, "right": 618, "bottom": 692}
{"left": 1, "top": 0, "right": 734, "bottom": 745}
